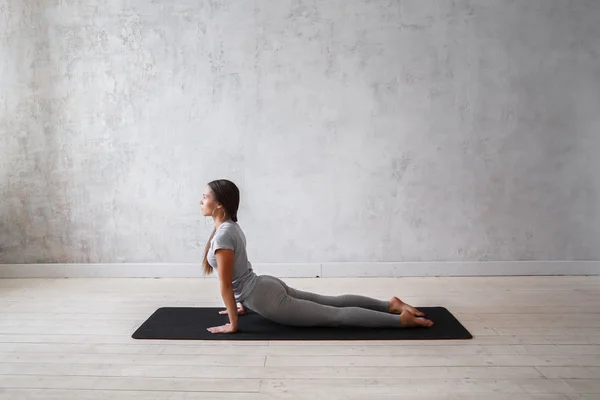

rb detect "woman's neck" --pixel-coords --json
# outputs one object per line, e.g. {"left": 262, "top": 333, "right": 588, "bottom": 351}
{"left": 214, "top": 218, "right": 230, "bottom": 230}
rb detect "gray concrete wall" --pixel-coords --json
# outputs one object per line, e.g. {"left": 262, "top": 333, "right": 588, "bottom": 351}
{"left": 1, "top": 0, "right": 599, "bottom": 266}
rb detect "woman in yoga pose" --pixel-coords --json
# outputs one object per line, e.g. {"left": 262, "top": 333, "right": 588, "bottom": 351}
{"left": 200, "top": 179, "right": 434, "bottom": 334}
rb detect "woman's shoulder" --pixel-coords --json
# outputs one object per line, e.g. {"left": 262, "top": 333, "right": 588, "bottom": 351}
{"left": 213, "top": 221, "right": 241, "bottom": 240}
{"left": 221, "top": 220, "right": 240, "bottom": 231}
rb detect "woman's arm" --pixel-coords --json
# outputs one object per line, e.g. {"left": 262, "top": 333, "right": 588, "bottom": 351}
{"left": 214, "top": 248, "right": 238, "bottom": 331}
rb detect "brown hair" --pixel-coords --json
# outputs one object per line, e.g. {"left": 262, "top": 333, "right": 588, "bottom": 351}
{"left": 202, "top": 179, "right": 240, "bottom": 275}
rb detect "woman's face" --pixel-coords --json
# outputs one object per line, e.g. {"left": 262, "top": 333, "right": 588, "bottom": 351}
{"left": 199, "top": 186, "right": 220, "bottom": 217}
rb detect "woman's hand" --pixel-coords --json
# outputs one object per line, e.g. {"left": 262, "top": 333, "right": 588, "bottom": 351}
{"left": 207, "top": 323, "right": 238, "bottom": 334}
{"left": 219, "top": 303, "right": 246, "bottom": 315}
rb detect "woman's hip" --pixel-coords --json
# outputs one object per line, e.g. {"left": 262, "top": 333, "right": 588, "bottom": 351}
{"left": 243, "top": 275, "right": 287, "bottom": 311}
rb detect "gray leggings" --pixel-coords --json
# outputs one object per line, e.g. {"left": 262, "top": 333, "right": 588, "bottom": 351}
{"left": 242, "top": 275, "right": 401, "bottom": 327}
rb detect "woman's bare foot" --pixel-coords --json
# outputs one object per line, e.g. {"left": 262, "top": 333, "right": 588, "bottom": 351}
{"left": 400, "top": 309, "right": 434, "bottom": 328}
{"left": 389, "top": 296, "right": 425, "bottom": 317}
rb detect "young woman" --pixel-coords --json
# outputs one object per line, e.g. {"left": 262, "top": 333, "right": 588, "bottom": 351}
{"left": 200, "top": 179, "right": 434, "bottom": 334}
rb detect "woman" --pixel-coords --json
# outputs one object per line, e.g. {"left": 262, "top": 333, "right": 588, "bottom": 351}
{"left": 200, "top": 179, "right": 434, "bottom": 334}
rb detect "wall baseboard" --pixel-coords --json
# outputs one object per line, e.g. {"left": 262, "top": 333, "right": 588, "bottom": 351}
{"left": 1, "top": 261, "right": 598, "bottom": 278}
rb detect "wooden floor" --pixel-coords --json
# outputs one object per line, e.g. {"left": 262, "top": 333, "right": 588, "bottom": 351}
{"left": 0, "top": 276, "right": 599, "bottom": 400}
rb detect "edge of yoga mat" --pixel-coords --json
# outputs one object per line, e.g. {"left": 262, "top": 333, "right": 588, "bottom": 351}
{"left": 131, "top": 306, "right": 473, "bottom": 341}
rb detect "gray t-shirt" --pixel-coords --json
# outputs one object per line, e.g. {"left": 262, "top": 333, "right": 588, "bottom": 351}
{"left": 207, "top": 220, "right": 258, "bottom": 302}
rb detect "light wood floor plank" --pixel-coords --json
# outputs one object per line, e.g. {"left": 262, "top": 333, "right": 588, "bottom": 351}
{"left": 0, "top": 363, "right": 544, "bottom": 379}
{"left": 265, "top": 354, "right": 600, "bottom": 367}
{"left": 0, "top": 388, "right": 258, "bottom": 400}
{"left": 256, "top": 394, "right": 561, "bottom": 400}
{"left": 0, "top": 342, "right": 525, "bottom": 355}
{"left": 0, "top": 375, "right": 260, "bottom": 392}
{"left": 0, "top": 352, "right": 266, "bottom": 367}
{"left": 536, "top": 367, "right": 600, "bottom": 379}
{"left": 259, "top": 378, "right": 528, "bottom": 394}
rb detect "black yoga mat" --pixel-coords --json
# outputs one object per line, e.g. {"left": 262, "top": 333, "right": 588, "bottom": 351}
{"left": 132, "top": 307, "right": 472, "bottom": 340}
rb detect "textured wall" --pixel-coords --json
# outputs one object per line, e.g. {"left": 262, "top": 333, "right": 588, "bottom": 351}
{"left": 1, "top": 0, "right": 599, "bottom": 265}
